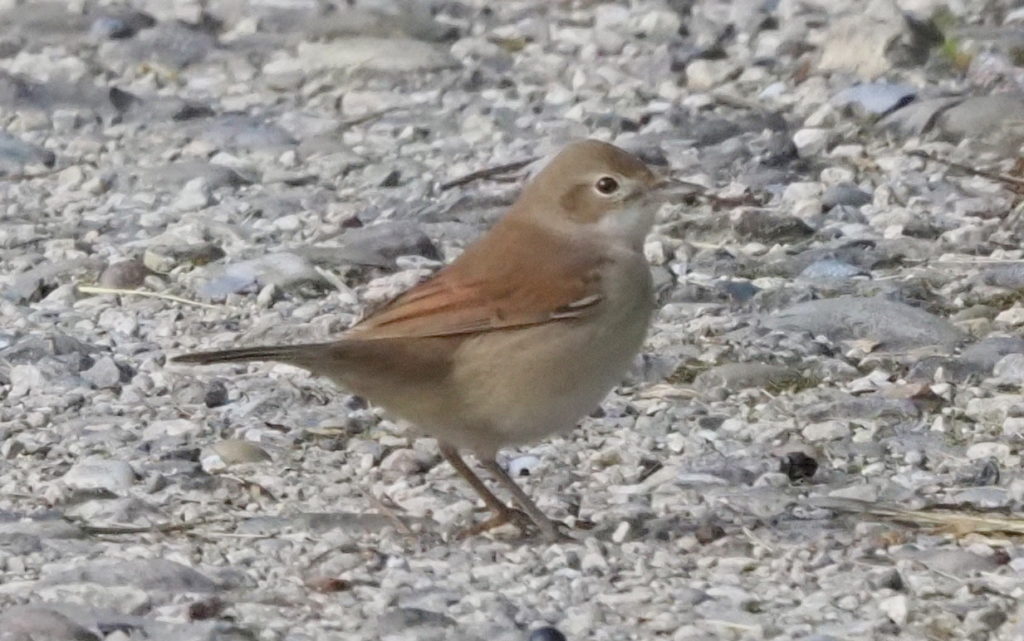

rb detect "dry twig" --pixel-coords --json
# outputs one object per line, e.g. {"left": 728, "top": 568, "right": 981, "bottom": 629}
{"left": 813, "top": 497, "right": 1024, "bottom": 536}
{"left": 77, "top": 285, "right": 221, "bottom": 309}
{"left": 440, "top": 158, "right": 536, "bottom": 191}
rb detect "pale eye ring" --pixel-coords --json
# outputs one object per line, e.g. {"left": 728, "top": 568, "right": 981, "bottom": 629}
{"left": 595, "top": 176, "right": 620, "bottom": 195}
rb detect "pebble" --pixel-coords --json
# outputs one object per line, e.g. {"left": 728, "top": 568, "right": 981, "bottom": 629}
{"left": 508, "top": 455, "right": 542, "bottom": 477}
{"left": 197, "top": 253, "right": 327, "bottom": 298}
{"left": 993, "top": 353, "right": 1024, "bottom": 383}
{"left": 879, "top": 594, "right": 909, "bottom": 626}
{"left": 205, "top": 439, "right": 272, "bottom": 468}
{"left": 266, "top": 39, "right": 458, "bottom": 75}
{"left": 0, "top": 607, "right": 99, "bottom": 641}
{"left": 62, "top": 460, "right": 136, "bottom": 492}
{"left": 173, "top": 177, "right": 214, "bottom": 211}
{"left": 98, "top": 259, "right": 150, "bottom": 289}
{"left": 528, "top": 627, "right": 567, "bottom": 641}
{"left": 822, "top": 183, "right": 873, "bottom": 209}
{"left": 802, "top": 420, "right": 851, "bottom": 442}
{"left": 833, "top": 82, "right": 917, "bottom": 117}
{"left": 44, "top": 558, "right": 220, "bottom": 592}
{"left": 793, "top": 128, "right": 830, "bottom": 156}
{"left": 685, "top": 59, "right": 737, "bottom": 90}
{"left": 764, "top": 297, "right": 964, "bottom": 351}
{"left": 80, "top": 355, "right": 125, "bottom": 388}
{"left": 798, "top": 259, "right": 866, "bottom": 281}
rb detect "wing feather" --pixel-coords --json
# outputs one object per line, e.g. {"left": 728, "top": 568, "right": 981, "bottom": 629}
{"left": 347, "top": 220, "right": 607, "bottom": 340}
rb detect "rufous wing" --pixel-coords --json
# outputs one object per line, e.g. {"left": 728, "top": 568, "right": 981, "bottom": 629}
{"left": 347, "top": 220, "right": 608, "bottom": 340}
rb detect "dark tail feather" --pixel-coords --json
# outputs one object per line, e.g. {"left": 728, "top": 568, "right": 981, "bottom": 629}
{"left": 171, "top": 342, "right": 332, "bottom": 366}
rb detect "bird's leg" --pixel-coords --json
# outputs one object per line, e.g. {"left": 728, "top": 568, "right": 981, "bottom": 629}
{"left": 438, "top": 443, "right": 533, "bottom": 537}
{"left": 481, "top": 458, "right": 571, "bottom": 542}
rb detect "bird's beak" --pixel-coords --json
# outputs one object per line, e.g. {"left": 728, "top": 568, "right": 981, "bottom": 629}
{"left": 650, "top": 175, "right": 705, "bottom": 202}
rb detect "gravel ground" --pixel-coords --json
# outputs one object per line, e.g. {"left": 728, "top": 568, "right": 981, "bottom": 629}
{"left": 4, "top": 0, "right": 1024, "bottom": 639}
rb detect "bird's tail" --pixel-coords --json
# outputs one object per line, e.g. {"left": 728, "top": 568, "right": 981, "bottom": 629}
{"left": 171, "top": 342, "right": 333, "bottom": 367}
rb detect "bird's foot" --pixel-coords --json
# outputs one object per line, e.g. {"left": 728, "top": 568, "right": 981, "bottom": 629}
{"left": 459, "top": 507, "right": 575, "bottom": 543}
{"left": 459, "top": 506, "right": 535, "bottom": 539}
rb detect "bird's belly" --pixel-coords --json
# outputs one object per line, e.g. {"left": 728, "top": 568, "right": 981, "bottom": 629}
{"left": 446, "top": 302, "right": 652, "bottom": 454}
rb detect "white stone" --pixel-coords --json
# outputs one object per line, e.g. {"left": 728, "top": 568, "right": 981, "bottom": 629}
{"left": 173, "top": 178, "right": 213, "bottom": 211}
{"left": 994, "top": 353, "right": 1024, "bottom": 382}
{"left": 782, "top": 181, "right": 823, "bottom": 202}
{"left": 63, "top": 460, "right": 136, "bottom": 492}
{"left": 802, "top": 420, "right": 850, "bottom": 441}
{"left": 793, "top": 128, "right": 830, "bottom": 156}
{"left": 685, "top": 60, "right": 736, "bottom": 90}
{"left": 995, "top": 306, "right": 1024, "bottom": 326}
{"left": 829, "top": 483, "right": 879, "bottom": 502}
{"left": 879, "top": 594, "right": 909, "bottom": 626}
{"left": 143, "top": 419, "right": 202, "bottom": 440}
{"left": 594, "top": 4, "right": 631, "bottom": 30}
{"left": 966, "top": 442, "right": 1012, "bottom": 463}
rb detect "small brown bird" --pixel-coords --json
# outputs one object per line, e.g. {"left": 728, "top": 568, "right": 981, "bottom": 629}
{"left": 173, "top": 139, "right": 667, "bottom": 541}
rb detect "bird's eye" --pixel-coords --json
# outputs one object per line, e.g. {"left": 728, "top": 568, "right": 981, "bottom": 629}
{"left": 595, "top": 176, "right": 619, "bottom": 195}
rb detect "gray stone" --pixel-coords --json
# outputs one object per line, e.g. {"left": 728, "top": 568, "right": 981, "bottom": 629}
{"left": 802, "top": 420, "right": 852, "bottom": 442}
{"left": 143, "top": 243, "right": 225, "bottom": 274}
{"left": 298, "top": 222, "right": 441, "bottom": 268}
{"left": 88, "top": 9, "right": 155, "bottom": 40}
{"left": 0, "top": 132, "right": 55, "bottom": 175}
{"left": 208, "top": 439, "right": 272, "bottom": 465}
{"left": 43, "top": 559, "right": 219, "bottom": 592}
{"left": 98, "top": 260, "right": 150, "bottom": 289}
{"left": 819, "top": 0, "right": 940, "bottom": 79}
{"left": 900, "top": 548, "right": 1002, "bottom": 575}
{"left": 100, "top": 23, "right": 215, "bottom": 70}
{"left": 136, "top": 162, "right": 249, "bottom": 190}
{"left": 822, "top": 183, "right": 872, "bottom": 209}
{"left": 378, "top": 608, "right": 455, "bottom": 636}
{"left": 508, "top": 455, "right": 542, "bottom": 477}
{"left": 266, "top": 38, "right": 458, "bottom": 74}
{"left": 877, "top": 96, "right": 962, "bottom": 136}
{"left": 187, "top": 114, "right": 296, "bottom": 152}
{"left": 763, "top": 297, "right": 964, "bottom": 351}
{"left": 980, "top": 264, "right": 1024, "bottom": 289}
{"left": 62, "top": 460, "right": 136, "bottom": 492}
{"left": 172, "top": 177, "right": 213, "bottom": 211}
{"left": 695, "top": 363, "right": 805, "bottom": 394}
{"left": 685, "top": 59, "right": 738, "bottom": 90}
{"left": 733, "top": 211, "right": 814, "bottom": 242}
{"left": 197, "top": 253, "right": 328, "bottom": 298}
{"left": 961, "top": 336, "right": 1024, "bottom": 375}
{"left": 937, "top": 94, "right": 1024, "bottom": 143}
{"left": 798, "top": 259, "right": 867, "bottom": 281}
{"left": 81, "top": 356, "right": 125, "bottom": 389}
{"left": 833, "top": 83, "right": 917, "bottom": 117}
{"left": 792, "top": 128, "right": 829, "bottom": 156}
{"left": 4, "top": 258, "right": 102, "bottom": 303}
{"left": 0, "top": 606, "right": 98, "bottom": 641}
{"left": 993, "top": 353, "right": 1024, "bottom": 383}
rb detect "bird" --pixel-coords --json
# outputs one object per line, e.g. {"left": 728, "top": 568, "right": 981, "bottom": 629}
{"left": 172, "top": 139, "right": 669, "bottom": 541}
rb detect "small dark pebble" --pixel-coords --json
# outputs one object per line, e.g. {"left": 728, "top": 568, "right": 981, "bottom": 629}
{"left": 868, "top": 567, "right": 905, "bottom": 591}
{"left": 968, "top": 458, "right": 1000, "bottom": 486}
{"left": 98, "top": 259, "right": 150, "bottom": 289}
{"left": 718, "top": 279, "right": 760, "bottom": 302}
{"left": 305, "top": 576, "right": 352, "bottom": 593}
{"left": 780, "top": 452, "right": 818, "bottom": 481}
{"left": 733, "top": 210, "right": 813, "bottom": 242}
{"left": 379, "top": 169, "right": 401, "bottom": 187}
{"left": 188, "top": 596, "right": 226, "bottom": 621}
{"left": 203, "top": 379, "right": 229, "bottom": 408}
{"left": 529, "top": 626, "right": 567, "bottom": 641}
{"left": 695, "top": 521, "right": 726, "bottom": 544}
{"left": 822, "top": 182, "right": 872, "bottom": 209}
